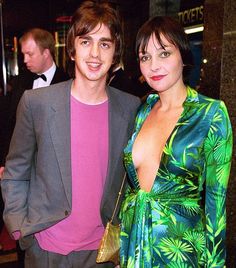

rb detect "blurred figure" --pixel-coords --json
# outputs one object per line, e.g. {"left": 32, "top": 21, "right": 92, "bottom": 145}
{"left": 1, "top": 1, "right": 140, "bottom": 268}
{"left": 109, "top": 64, "right": 152, "bottom": 99}
{"left": 0, "top": 28, "right": 69, "bottom": 175}
{"left": 109, "top": 63, "right": 134, "bottom": 95}
{"left": 0, "top": 27, "right": 69, "bottom": 265}
{"left": 119, "top": 16, "right": 232, "bottom": 267}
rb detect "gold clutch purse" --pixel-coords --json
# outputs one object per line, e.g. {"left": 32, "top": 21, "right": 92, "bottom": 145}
{"left": 96, "top": 173, "right": 126, "bottom": 265}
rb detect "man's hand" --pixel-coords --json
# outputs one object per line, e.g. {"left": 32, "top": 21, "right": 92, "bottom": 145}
{"left": 0, "top": 166, "right": 5, "bottom": 179}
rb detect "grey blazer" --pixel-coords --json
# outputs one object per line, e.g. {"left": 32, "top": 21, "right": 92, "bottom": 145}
{"left": 1, "top": 79, "right": 140, "bottom": 239}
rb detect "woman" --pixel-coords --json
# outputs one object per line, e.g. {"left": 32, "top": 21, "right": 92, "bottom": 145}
{"left": 119, "top": 16, "right": 233, "bottom": 267}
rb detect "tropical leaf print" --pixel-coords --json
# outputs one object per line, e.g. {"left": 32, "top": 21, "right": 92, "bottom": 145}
{"left": 204, "top": 133, "right": 221, "bottom": 163}
{"left": 126, "top": 257, "right": 135, "bottom": 268}
{"left": 167, "top": 261, "right": 193, "bottom": 268}
{"left": 167, "top": 222, "right": 190, "bottom": 238}
{"left": 158, "top": 237, "right": 193, "bottom": 262}
{"left": 216, "top": 162, "right": 231, "bottom": 188}
{"left": 183, "top": 230, "right": 205, "bottom": 252}
{"left": 120, "top": 87, "right": 232, "bottom": 267}
{"left": 180, "top": 199, "right": 201, "bottom": 216}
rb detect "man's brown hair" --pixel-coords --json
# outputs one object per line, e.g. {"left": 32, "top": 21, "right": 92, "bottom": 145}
{"left": 67, "top": 0, "right": 123, "bottom": 74}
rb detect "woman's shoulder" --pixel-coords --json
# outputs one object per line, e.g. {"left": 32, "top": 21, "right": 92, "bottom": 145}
{"left": 197, "top": 91, "right": 228, "bottom": 116}
{"left": 188, "top": 86, "right": 225, "bottom": 112}
{"left": 198, "top": 92, "right": 221, "bottom": 105}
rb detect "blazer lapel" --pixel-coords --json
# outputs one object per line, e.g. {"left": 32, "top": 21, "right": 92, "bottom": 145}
{"left": 48, "top": 80, "right": 72, "bottom": 206}
{"left": 102, "top": 87, "right": 129, "bottom": 202}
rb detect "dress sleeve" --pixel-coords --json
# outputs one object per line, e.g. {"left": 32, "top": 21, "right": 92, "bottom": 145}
{"left": 203, "top": 101, "right": 233, "bottom": 267}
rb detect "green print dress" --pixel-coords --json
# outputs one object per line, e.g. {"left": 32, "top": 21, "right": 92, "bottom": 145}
{"left": 119, "top": 87, "right": 232, "bottom": 268}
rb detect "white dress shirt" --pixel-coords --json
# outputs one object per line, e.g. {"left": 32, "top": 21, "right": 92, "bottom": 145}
{"left": 33, "top": 62, "right": 56, "bottom": 89}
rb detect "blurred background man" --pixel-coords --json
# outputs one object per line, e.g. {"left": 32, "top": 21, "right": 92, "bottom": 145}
{"left": 0, "top": 27, "right": 69, "bottom": 176}
{"left": 0, "top": 27, "right": 69, "bottom": 266}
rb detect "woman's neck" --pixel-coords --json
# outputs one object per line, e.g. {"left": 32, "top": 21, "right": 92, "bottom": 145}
{"left": 157, "top": 84, "right": 187, "bottom": 111}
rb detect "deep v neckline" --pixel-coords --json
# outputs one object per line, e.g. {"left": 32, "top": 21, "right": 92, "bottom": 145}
{"left": 130, "top": 98, "right": 186, "bottom": 193}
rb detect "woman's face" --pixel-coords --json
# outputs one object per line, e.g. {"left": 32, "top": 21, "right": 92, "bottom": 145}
{"left": 138, "top": 33, "right": 184, "bottom": 93}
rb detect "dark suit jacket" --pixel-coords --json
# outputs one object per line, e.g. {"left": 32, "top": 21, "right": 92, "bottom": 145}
{"left": 0, "top": 66, "right": 69, "bottom": 165}
{"left": 1, "top": 80, "right": 140, "bottom": 244}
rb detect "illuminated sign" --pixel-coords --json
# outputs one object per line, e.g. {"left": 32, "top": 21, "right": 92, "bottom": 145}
{"left": 56, "top": 16, "right": 72, "bottom": 23}
{"left": 178, "top": 5, "right": 204, "bottom": 27}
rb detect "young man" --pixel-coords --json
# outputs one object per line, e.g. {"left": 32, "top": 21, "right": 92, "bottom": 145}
{"left": 1, "top": 1, "right": 140, "bottom": 267}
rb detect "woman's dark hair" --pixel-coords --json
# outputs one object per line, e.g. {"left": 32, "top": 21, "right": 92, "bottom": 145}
{"left": 67, "top": 0, "right": 123, "bottom": 77}
{"left": 136, "top": 16, "right": 194, "bottom": 81}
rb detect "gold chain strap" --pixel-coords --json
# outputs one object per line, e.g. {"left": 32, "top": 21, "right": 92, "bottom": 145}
{"left": 110, "top": 172, "right": 126, "bottom": 223}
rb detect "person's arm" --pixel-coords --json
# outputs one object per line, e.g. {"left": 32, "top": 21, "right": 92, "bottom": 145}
{"left": 204, "top": 101, "right": 233, "bottom": 267}
{"left": 0, "top": 167, "right": 4, "bottom": 179}
{"left": 1, "top": 91, "right": 36, "bottom": 236}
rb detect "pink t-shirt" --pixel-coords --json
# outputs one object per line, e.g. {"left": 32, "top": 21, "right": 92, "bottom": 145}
{"left": 35, "top": 95, "right": 109, "bottom": 255}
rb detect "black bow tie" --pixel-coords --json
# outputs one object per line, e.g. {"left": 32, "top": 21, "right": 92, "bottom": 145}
{"left": 33, "top": 74, "right": 47, "bottom": 81}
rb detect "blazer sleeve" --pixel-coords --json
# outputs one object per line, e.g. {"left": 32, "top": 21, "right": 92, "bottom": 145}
{"left": 203, "top": 101, "right": 233, "bottom": 267}
{"left": 1, "top": 91, "right": 36, "bottom": 235}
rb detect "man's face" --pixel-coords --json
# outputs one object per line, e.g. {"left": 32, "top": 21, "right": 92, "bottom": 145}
{"left": 72, "top": 23, "right": 115, "bottom": 83}
{"left": 21, "top": 37, "right": 47, "bottom": 74}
